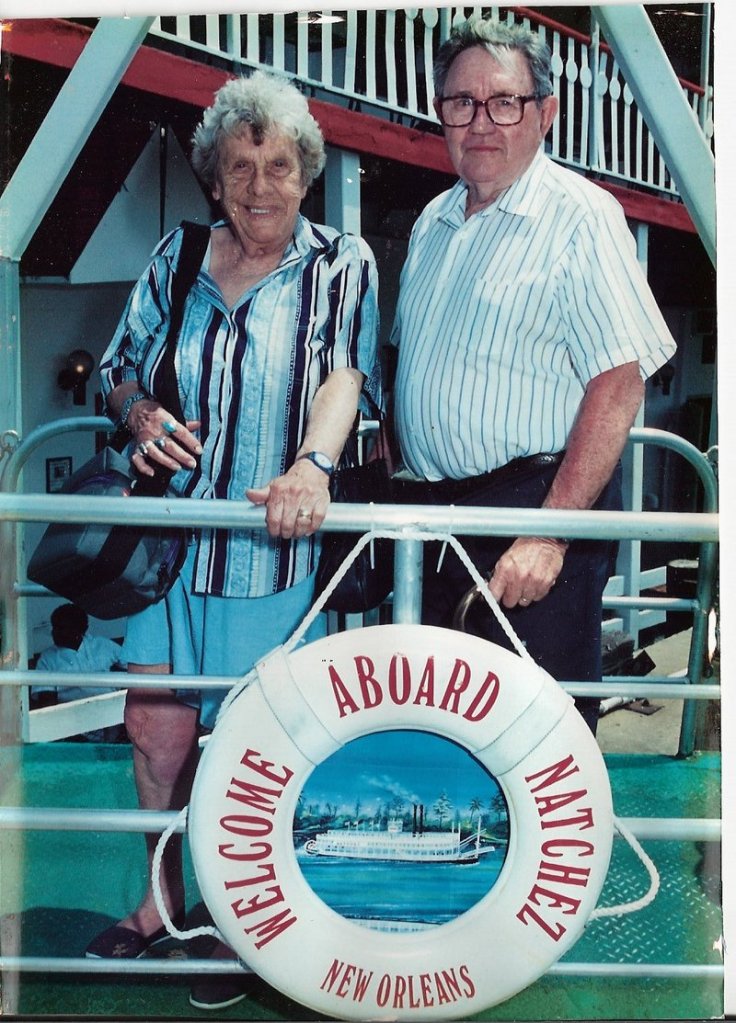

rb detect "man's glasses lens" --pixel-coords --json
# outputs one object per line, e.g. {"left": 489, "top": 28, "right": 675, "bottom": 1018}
{"left": 439, "top": 95, "right": 534, "bottom": 127}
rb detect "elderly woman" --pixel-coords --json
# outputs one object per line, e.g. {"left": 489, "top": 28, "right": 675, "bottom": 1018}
{"left": 87, "top": 71, "right": 380, "bottom": 1009}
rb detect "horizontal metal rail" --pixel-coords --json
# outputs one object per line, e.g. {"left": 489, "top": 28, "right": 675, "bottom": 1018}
{"left": 0, "top": 493, "right": 718, "bottom": 543}
{"left": 1, "top": 670, "right": 721, "bottom": 702}
{"left": 0, "top": 956, "right": 721, "bottom": 980}
{"left": 0, "top": 806, "right": 720, "bottom": 843}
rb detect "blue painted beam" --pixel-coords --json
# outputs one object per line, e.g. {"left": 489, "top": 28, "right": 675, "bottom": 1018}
{"left": 594, "top": 5, "right": 715, "bottom": 264}
{"left": 0, "top": 17, "right": 153, "bottom": 261}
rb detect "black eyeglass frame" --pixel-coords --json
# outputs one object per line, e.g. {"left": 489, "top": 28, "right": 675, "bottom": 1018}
{"left": 437, "top": 93, "right": 544, "bottom": 127}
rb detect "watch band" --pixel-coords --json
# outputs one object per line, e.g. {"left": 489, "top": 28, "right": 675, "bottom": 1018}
{"left": 297, "top": 451, "right": 335, "bottom": 476}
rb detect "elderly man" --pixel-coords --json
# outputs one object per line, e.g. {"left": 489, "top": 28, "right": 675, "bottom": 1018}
{"left": 389, "top": 16, "right": 676, "bottom": 731}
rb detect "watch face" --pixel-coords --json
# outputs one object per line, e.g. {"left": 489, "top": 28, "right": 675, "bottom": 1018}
{"left": 308, "top": 451, "right": 334, "bottom": 473}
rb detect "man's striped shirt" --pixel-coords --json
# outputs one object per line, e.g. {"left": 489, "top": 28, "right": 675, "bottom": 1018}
{"left": 392, "top": 150, "right": 676, "bottom": 482}
{"left": 101, "top": 216, "right": 380, "bottom": 597}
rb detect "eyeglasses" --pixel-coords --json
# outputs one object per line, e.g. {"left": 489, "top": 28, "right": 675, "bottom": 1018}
{"left": 437, "top": 93, "right": 541, "bottom": 127}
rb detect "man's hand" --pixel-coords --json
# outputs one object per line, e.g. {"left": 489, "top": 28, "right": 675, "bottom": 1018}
{"left": 247, "top": 459, "right": 331, "bottom": 540}
{"left": 488, "top": 537, "right": 568, "bottom": 609}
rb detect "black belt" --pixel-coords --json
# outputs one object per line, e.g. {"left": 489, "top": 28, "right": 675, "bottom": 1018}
{"left": 395, "top": 451, "right": 565, "bottom": 504}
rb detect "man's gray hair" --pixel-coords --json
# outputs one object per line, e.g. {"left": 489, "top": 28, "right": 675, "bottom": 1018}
{"left": 434, "top": 15, "right": 553, "bottom": 99}
{"left": 191, "top": 70, "right": 326, "bottom": 188}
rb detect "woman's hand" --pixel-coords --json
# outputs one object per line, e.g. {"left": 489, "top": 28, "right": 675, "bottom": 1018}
{"left": 247, "top": 459, "right": 331, "bottom": 540}
{"left": 127, "top": 398, "right": 202, "bottom": 477}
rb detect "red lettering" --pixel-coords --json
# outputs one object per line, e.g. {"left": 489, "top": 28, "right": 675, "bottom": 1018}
{"left": 516, "top": 901, "right": 566, "bottom": 941}
{"left": 524, "top": 754, "right": 579, "bottom": 792}
{"left": 413, "top": 658, "right": 436, "bottom": 707}
{"left": 219, "top": 814, "right": 273, "bottom": 837}
{"left": 419, "top": 973, "right": 434, "bottom": 1007}
{"left": 540, "top": 806, "right": 595, "bottom": 831}
{"left": 320, "top": 958, "right": 344, "bottom": 993}
{"left": 537, "top": 860, "right": 591, "bottom": 887}
{"left": 434, "top": 971, "right": 451, "bottom": 1005}
{"left": 459, "top": 964, "right": 476, "bottom": 997}
{"left": 541, "top": 838, "right": 594, "bottom": 857}
{"left": 336, "top": 964, "right": 356, "bottom": 998}
{"left": 527, "top": 883, "right": 582, "bottom": 915}
{"left": 223, "top": 862, "right": 277, "bottom": 888}
{"left": 388, "top": 655, "right": 411, "bottom": 705}
{"left": 392, "top": 974, "right": 407, "bottom": 1008}
{"left": 355, "top": 656, "right": 382, "bottom": 709}
{"left": 242, "top": 907, "right": 297, "bottom": 948}
{"left": 320, "top": 959, "right": 373, "bottom": 1002}
{"left": 535, "top": 788, "right": 589, "bottom": 817}
{"left": 230, "top": 885, "right": 285, "bottom": 918}
{"left": 376, "top": 974, "right": 391, "bottom": 1007}
{"left": 218, "top": 841, "right": 272, "bottom": 861}
{"left": 225, "top": 777, "right": 284, "bottom": 814}
{"left": 441, "top": 968, "right": 462, "bottom": 1000}
{"left": 239, "top": 749, "right": 294, "bottom": 787}
{"left": 462, "top": 671, "right": 500, "bottom": 721}
{"left": 329, "top": 666, "right": 360, "bottom": 717}
{"left": 439, "top": 659, "right": 472, "bottom": 714}
{"left": 353, "top": 967, "right": 373, "bottom": 1002}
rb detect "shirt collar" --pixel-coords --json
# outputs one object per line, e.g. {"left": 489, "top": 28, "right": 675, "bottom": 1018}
{"left": 439, "top": 147, "right": 549, "bottom": 225}
{"left": 208, "top": 215, "right": 328, "bottom": 269}
{"left": 284, "top": 215, "right": 334, "bottom": 262}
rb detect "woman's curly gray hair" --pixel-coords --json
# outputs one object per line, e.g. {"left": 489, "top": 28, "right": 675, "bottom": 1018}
{"left": 434, "top": 15, "right": 553, "bottom": 99}
{"left": 191, "top": 71, "right": 326, "bottom": 189}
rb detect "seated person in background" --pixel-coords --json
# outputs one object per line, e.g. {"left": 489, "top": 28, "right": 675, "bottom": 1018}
{"left": 32, "top": 603, "right": 126, "bottom": 741}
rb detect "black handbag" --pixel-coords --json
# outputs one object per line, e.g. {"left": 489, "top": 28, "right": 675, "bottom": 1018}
{"left": 314, "top": 458, "right": 394, "bottom": 614}
{"left": 27, "top": 448, "right": 188, "bottom": 619}
{"left": 27, "top": 221, "right": 210, "bottom": 619}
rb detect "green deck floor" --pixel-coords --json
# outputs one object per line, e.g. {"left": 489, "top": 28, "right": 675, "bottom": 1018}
{"left": 0, "top": 742, "right": 723, "bottom": 1021}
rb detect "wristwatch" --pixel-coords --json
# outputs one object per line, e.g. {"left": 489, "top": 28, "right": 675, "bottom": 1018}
{"left": 298, "top": 451, "right": 335, "bottom": 477}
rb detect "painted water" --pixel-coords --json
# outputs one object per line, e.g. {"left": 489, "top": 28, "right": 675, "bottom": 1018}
{"left": 293, "top": 729, "right": 509, "bottom": 929}
{"left": 297, "top": 847, "right": 506, "bottom": 929}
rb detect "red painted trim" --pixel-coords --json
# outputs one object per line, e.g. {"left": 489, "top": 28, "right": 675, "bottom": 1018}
{"left": 309, "top": 99, "right": 454, "bottom": 175}
{"left": 595, "top": 180, "right": 695, "bottom": 233}
{"left": 2, "top": 17, "right": 694, "bottom": 232}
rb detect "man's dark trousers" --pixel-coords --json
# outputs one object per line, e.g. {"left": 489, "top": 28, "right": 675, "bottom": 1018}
{"left": 394, "top": 458, "right": 623, "bottom": 734}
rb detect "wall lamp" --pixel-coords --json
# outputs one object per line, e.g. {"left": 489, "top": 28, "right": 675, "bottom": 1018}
{"left": 57, "top": 349, "right": 95, "bottom": 406}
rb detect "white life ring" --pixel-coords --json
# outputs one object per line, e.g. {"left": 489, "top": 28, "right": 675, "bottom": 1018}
{"left": 189, "top": 624, "right": 613, "bottom": 1021}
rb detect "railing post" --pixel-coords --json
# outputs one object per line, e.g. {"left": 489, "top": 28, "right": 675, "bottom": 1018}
{"left": 391, "top": 538, "right": 423, "bottom": 625}
{"left": 324, "top": 147, "right": 362, "bottom": 235}
{"left": 588, "top": 20, "right": 601, "bottom": 172}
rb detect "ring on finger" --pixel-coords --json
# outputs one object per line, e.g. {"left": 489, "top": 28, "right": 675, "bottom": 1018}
{"left": 137, "top": 441, "right": 150, "bottom": 457}
{"left": 297, "top": 509, "right": 312, "bottom": 520}
{"left": 153, "top": 437, "right": 167, "bottom": 451}
{"left": 162, "top": 421, "right": 178, "bottom": 435}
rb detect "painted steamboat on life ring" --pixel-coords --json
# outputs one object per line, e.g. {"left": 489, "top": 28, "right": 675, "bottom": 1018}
{"left": 303, "top": 804, "right": 496, "bottom": 864}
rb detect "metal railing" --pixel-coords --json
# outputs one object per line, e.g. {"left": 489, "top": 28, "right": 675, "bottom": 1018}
{"left": 147, "top": 5, "right": 713, "bottom": 201}
{"left": 0, "top": 417, "right": 721, "bottom": 995}
{"left": 0, "top": 418, "right": 719, "bottom": 750}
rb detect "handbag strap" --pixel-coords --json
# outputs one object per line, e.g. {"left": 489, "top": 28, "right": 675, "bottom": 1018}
{"left": 135, "top": 221, "right": 210, "bottom": 498}
{"left": 156, "top": 220, "right": 211, "bottom": 423}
